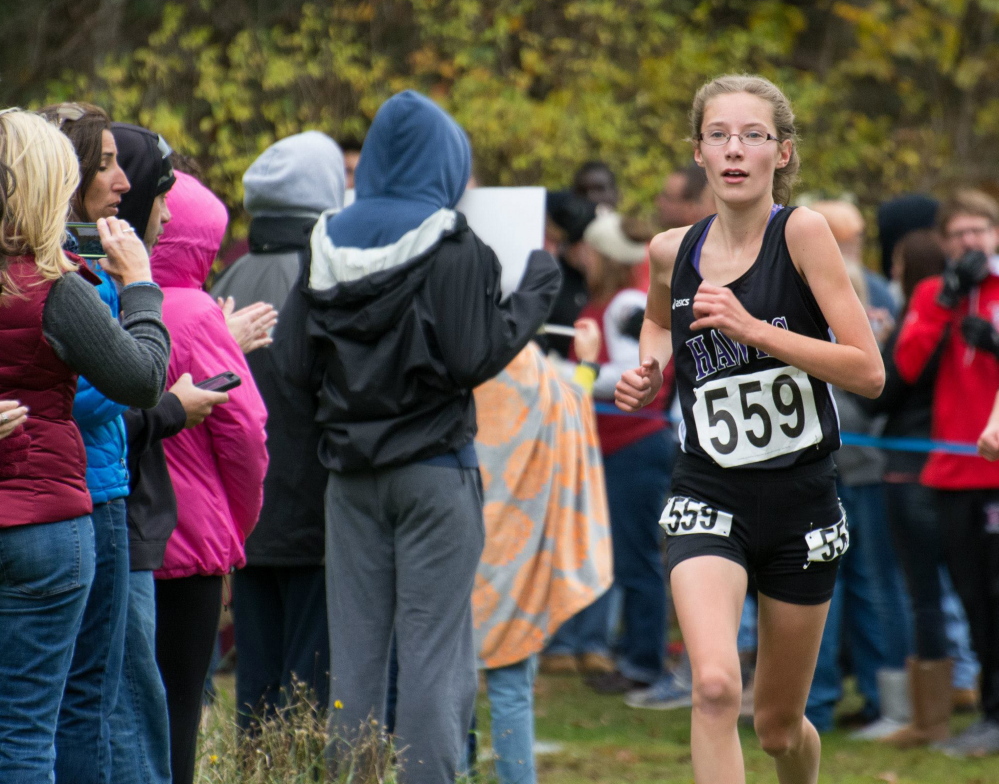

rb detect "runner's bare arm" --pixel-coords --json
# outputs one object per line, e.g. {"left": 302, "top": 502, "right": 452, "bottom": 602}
{"left": 690, "top": 208, "right": 884, "bottom": 398}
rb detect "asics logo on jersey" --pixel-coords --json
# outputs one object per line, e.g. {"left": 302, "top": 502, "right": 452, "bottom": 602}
{"left": 673, "top": 298, "right": 690, "bottom": 309}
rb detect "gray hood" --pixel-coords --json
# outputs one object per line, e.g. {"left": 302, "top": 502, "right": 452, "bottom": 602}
{"left": 243, "top": 131, "right": 345, "bottom": 218}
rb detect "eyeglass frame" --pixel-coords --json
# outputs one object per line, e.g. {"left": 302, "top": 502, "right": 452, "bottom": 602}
{"left": 698, "top": 130, "right": 781, "bottom": 147}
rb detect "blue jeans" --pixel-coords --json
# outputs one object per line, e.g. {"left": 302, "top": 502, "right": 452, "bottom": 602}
{"left": 737, "top": 593, "right": 758, "bottom": 653}
{"left": 109, "top": 571, "right": 171, "bottom": 784}
{"left": 941, "top": 568, "right": 981, "bottom": 690}
{"left": 605, "top": 432, "right": 673, "bottom": 682}
{"left": 853, "top": 484, "right": 912, "bottom": 668}
{"left": 57, "top": 499, "right": 130, "bottom": 784}
{"left": 0, "top": 516, "right": 96, "bottom": 783}
{"left": 807, "top": 483, "right": 888, "bottom": 731}
{"left": 485, "top": 656, "right": 538, "bottom": 784}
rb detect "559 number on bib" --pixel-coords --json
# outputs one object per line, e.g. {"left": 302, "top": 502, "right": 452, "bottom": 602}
{"left": 660, "top": 496, "right": 734, "bottom": 537}
{"left": 804, "top": 506, "right": 849, "bottom": 566}
{"left": 691, "top": 365, "right": 822, "bottom": 468}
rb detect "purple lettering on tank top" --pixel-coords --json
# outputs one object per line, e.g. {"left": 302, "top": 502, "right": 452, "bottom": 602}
{"left": 691, "top": 204, "right": 783, "bottom": 275}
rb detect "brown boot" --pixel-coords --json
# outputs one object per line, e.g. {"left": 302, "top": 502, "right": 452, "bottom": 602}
{"left": 882, "top": 658, "right": 953, "bottom": 748}
{"left": 952, "top": 687, "right": 980, "bottom": 714}
{"left": 539, "top": 653, "right": 579, "bottom": 675}
{"left": 576, "top": 651, "right": 615, "bottom": 675}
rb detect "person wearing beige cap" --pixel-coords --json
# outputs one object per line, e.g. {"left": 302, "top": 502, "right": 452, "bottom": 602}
{"left": 809, "top": 200, "right": 898, "bottom": 328}
{"left": 574, "top": 211, "right": 679, "bottom": 698}
{"left": 804, "top": 199, "right": 912, "bottom": 742}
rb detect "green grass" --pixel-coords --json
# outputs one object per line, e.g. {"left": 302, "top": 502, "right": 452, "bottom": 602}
{"left": 200, "top": 672, "right": 998, "bottom": 783}
{"left": 514, "top": 675, "right": 999, "bottom": 783}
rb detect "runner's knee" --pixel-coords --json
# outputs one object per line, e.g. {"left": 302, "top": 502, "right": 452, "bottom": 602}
{"left": 754, "top": 709, "right": 802, "bottom": 757}
{"left": 691, "top": 665, "right": 741, "bottom": 718}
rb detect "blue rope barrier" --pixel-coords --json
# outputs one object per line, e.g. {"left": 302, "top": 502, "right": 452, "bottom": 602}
{"left": 591, "top": 403, "right": 979, "bottom": 456}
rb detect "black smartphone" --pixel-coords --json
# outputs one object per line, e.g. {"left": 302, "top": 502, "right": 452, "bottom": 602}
{"left": 194, "top": 372, "right": 241, "bottom": 393}
{"left": 65, "top": 222, "right": 105, "bottom": 259}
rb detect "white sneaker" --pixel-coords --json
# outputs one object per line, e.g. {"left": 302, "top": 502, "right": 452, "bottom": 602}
{"left": 849, "top": 717, "right": 909, "bottom": 741}
{"left": 624, "top": 673, "right": 692, "bottom": 710}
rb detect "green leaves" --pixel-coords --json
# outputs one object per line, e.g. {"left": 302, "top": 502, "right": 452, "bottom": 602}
{"left": 38, "top": 0, "right": 999, "bottom": 240}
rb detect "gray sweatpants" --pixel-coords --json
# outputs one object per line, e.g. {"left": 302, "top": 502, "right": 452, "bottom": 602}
{"left": 324, "top": 463, "right": 484, "bottom": 784}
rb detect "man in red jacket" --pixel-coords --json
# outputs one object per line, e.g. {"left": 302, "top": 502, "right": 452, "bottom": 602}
{"left": 895, "top": 189, "right": 999, "bottom": 756}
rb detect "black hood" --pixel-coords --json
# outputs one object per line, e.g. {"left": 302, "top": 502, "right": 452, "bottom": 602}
{"left": 877, "top": 194, "right": 938, "bottom": 278}
{"left": 112, "top": 122, "right": 175, "bottom": 236}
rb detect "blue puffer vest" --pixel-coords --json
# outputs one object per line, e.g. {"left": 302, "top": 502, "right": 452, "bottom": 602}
{"left": 72, "top": 263, "right": 130, "bottom": 503}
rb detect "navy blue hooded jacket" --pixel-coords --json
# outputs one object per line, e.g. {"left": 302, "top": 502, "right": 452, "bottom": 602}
{"left": 294, "top": 90, "right": 561, "bottom": 472}
{"left": 326, "top": 90, "right": 471, "bottom": 249}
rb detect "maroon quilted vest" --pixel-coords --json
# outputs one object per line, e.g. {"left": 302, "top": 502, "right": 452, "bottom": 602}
{"left": 0, "top": 257, "right": 96, "bottom": 527}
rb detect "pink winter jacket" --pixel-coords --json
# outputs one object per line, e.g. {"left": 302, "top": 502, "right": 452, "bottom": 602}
{"left": 151, "top": 172, "right": 269, "bottom": 579}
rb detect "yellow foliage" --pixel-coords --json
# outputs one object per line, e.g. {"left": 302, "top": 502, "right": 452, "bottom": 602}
{"left": 41, "top": 0, "right": 999, "bottom": 242}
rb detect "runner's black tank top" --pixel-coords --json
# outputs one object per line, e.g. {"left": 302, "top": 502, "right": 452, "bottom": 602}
{"left": 670, "top": 206, "right": 840, "bottom": 470}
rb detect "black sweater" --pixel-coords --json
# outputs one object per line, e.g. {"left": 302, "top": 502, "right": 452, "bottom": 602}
{"left": 861, "top": 326, "right": 941, "bottom": 478}
{"left": 122, "top": 393, "right": 187, "bottom": 571}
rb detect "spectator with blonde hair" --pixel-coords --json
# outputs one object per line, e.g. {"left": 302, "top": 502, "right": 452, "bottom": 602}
{"left": 0, "top": 108, "right": 169, "bottom": 782}
{"left": 809, "top": 199, "right": 897, "bottom": 327}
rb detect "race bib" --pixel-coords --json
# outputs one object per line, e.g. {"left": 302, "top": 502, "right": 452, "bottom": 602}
{"left": 660, "top": 496, "right": 734, "bottom": 537}
{"left": 691, "top": 365, "right": 822, "bottom": 468}
{"left": 804, "top": 509, "right": 849, "bottom": 566}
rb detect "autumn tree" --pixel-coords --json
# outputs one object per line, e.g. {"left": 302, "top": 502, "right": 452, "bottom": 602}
{"left": 21, "top": 0, "right": 999, "bottom": 237}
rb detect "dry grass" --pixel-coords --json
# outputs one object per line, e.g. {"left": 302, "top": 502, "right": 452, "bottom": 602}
{"left": 197, "top": 679, "right": 398, "bottom": 784}
{"left": 199, "top": 673, "right": 998, "bottom": 783}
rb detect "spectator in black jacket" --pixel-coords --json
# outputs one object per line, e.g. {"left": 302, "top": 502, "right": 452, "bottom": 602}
{"left": 109, "top": 123, "right": 228, "bottom": 784}
{"left": 210, "top": 131, "right": 345, "bottom": 729}
{"left": 293, "top": 90, "right": 560, "bottom": 784}
{"left": 863, "top": 229, "right": 952, "bottom": 747}
{"left": 540, "top": 190, "right": 597, "bottom": 358}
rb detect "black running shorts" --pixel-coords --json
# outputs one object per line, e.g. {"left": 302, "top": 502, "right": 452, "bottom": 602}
{"left": 663, "top": 453, "right": 845, "bottom": 605}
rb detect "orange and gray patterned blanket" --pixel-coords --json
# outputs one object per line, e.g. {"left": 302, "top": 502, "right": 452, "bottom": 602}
{"left": 473, "top": 343, "right": 612, "bottom": 670}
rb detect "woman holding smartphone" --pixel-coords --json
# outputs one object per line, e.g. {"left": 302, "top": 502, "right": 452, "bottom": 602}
{"left": 39, "top": 101, "right": 141, "bottom": 784}
{"left": 615, "top": 75, "right": 883, "bottom": 784}
{"left": 0, "top": 108, "right": 169, "bottom": 782}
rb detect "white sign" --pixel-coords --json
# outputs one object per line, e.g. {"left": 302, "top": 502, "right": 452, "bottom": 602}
{"left": 457, "top": 186, "right": 546, "bottom": 299}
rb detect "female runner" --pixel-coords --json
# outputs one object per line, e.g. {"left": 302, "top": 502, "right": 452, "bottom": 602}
{"left": 615, "top": 74, "right": 884, "bottom": 784}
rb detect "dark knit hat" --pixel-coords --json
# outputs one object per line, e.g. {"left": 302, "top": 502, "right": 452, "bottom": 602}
{"left": 877, "top": 194, "right": 939, "bottom": 278}
{"left": 111, "top": 122, "right": 176, "bottom": 237}
{"left": 546, "top": 189, "right": 597, "bottom": 244}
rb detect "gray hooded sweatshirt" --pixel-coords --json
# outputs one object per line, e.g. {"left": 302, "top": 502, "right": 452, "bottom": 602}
{"left": 210, "top": 131, "right": 344, "bottom": 566}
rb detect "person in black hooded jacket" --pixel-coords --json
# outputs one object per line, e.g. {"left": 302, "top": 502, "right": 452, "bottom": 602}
{"left": 291, "top": 90, "right": 560, "bottom": 784}
{"left": 109, "top": 122, "right": 228, "bottom": 784}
